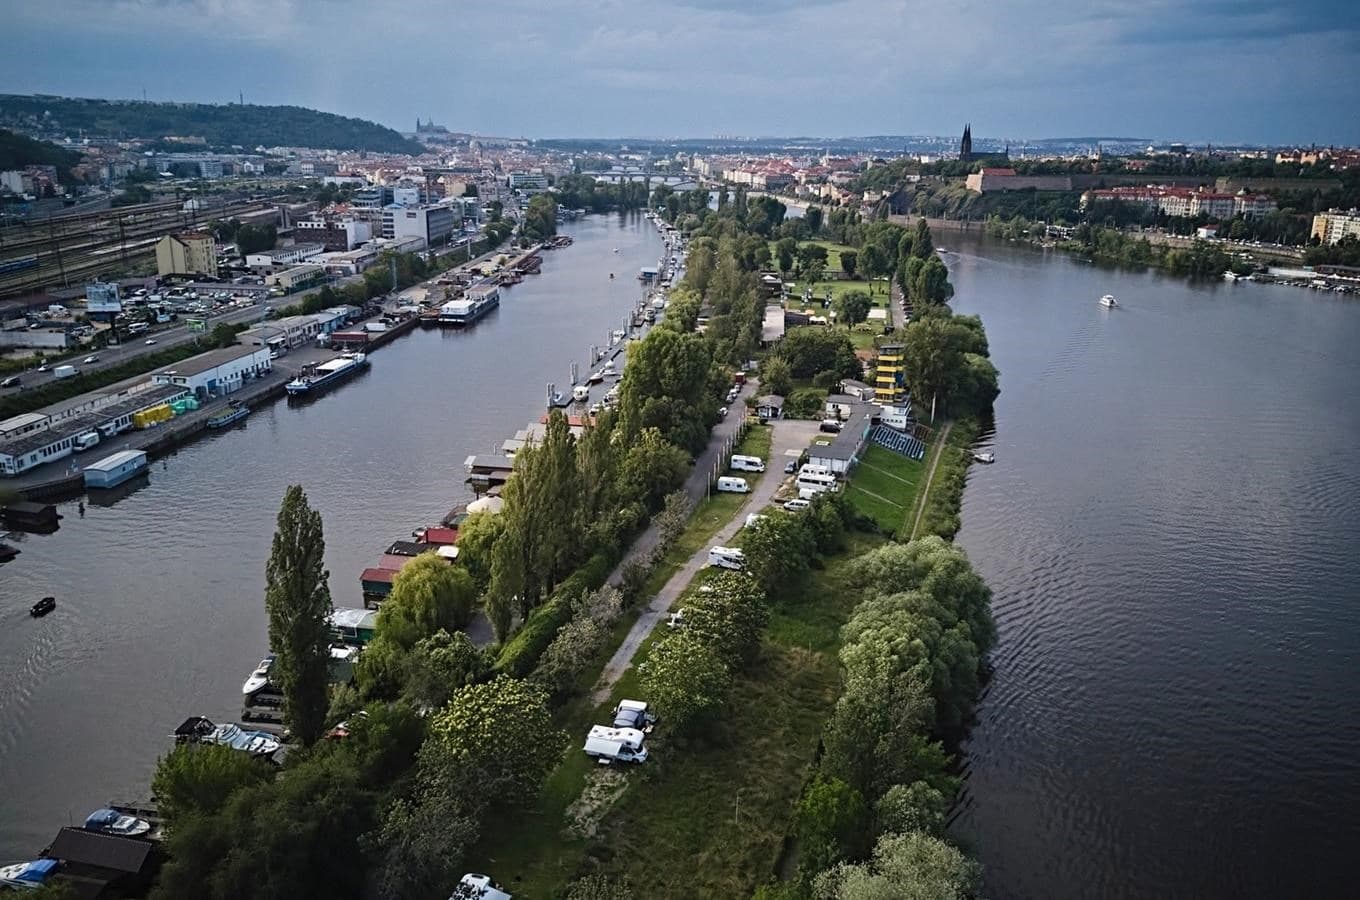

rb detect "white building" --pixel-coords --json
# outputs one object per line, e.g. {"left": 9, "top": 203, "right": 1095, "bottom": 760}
{"left": 152, "top": 346, "right": 272, "bottom": 397}
{"left": 245, "top": 244, "right": 325, "bottom": 268}
{"left": 381, "top": 203, "right": 457, "bottom": 246}
{"left": 507, "top": 171, "right": 550, "bottom": 192}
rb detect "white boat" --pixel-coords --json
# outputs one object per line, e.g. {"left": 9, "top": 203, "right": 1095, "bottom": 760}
{"left": 1099, "top": 294, "right": 1119, "bottom": 308}
{"left": 612, "top": 247, "right": 620, "bottom": 253}
{"left": 0, "top": 859, "right": 58, "bottom": 889}
{"left": 242, "top": 655, "right": 275, "bottom": 696}
{"left": 203, "top": 722, "right": 282, "bottom": 757}
{"left": 572, "top": 384, "right": 590, "bottom": 403}
{"left": 973, "top": 452, "right": 995, "bottom": 464}
{"left": 1223, "top": 271, "right": 1240, "bottom": 282}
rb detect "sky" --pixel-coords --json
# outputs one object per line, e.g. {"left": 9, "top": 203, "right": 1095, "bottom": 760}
{"left": 3, "top": 0, "right": 1358, "bottom": 145}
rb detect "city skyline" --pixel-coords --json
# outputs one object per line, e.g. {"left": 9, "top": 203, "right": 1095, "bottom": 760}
{"left": 4, "top": 0, "right": 1358, "bottom": 145}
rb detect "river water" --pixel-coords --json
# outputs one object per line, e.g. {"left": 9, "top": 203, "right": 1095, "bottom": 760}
{"left": 945, "top": 234, "right": 1360, "bottom": 899}
{"left": 0, "top": 212, "right": 665, "bottom": 858}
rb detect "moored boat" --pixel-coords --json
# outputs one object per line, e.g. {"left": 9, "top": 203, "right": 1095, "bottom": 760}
{"left": 438, "top": 284, "right": 501, "bottom": 326}
{"left": 206, "top": 402, "right": 250, "bottom": 429}
{"left": 242, "top": 655, "right": 275, "bottom": 697}
{"left": 285, "top": 352, "right": 369, "bottom": 397}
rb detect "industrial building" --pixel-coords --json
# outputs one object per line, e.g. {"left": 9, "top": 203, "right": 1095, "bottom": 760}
{"left": 151, "top": 345, "right": 272, "bottom": 397}
{"left": 265, "top": 264, "right": 327, "bottom": 293}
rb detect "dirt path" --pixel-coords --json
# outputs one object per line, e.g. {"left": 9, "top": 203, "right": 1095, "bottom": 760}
{"left": 908, "top": 421, "right": 953, "bottom": 540}
{"left": 590, "top": 418, "right": 818, "bottom": 703}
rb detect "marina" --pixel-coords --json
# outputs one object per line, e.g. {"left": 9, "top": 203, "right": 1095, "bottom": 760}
{"left": 0, "top": 211, "right": 671, "bottom": 858}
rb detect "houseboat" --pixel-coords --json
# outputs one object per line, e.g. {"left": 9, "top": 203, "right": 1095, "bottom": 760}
{"left": 206, "top": 401, "right": 250, "bottom": 429}
{"left": 285, "top": 352, "right": 369, "bottom": 397}
{"left": 1, "top": 501, "right": 62, "bottom": 532}
{"left": 83, "top": 450, "right": 148, "bottom": 489}
{"left": 438, "top": 284, "right": 501, "bottom": 326}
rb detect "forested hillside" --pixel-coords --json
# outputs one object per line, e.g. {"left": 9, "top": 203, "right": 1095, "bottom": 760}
{"left": 0, "top": 95, "right": 423, "bottom": 154}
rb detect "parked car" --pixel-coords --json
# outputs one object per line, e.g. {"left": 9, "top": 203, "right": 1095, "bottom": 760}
{"left": 718, "top": 406, "right": 728, "bottom": 418}
{"left": 0, "top": 376, "right": 20, "bottom": 388}
{"left": 144, "top": 338, "right": 157, "bottom": 345}
{"left": 784, "top": 460, "right": 797, "bottom": 474}
{"left": 819, "top": 419, "right": 842, "bottom": 433}
{"left": 783, "top": 499, "right": 812, "bottom": 512}
{"left": 83, "top": 355, "right": 99, "bottom": 364}
{"left": 36, "top": 363, "right": 49, "bottom": 372}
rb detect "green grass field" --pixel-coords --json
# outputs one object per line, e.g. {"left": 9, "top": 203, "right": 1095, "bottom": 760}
{"left": 844, "top": 443, "right": 926, "bottom": 534}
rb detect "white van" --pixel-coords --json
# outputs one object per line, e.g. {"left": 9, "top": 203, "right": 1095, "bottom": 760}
{"left": 730, "top": 455, "right": 765, "bottom": 473}
{"left": 583, "top": 725, "right": 649, "bottom": 764}
{"left": 799, "top": 464, "right": 832, "bottom": 478}
{"left": 73, "top": 431, "right": 101, "bottom": 452}
{"left": 716, "top": 476, "right": 749, "bottom": 493}
{"left": 708, "top": 546, "right": 746, "bottom": 570}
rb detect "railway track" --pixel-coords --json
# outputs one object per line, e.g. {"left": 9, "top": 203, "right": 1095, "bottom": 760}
{"left": 0, "top": 199, "right": 268, "bottom": 299}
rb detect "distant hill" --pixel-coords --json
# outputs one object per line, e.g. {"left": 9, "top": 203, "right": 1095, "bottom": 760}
{"left": 0, "top": 128, "right": 82, "bottom": 182}
{"left": 0, "top": 94, "right": 423, "bottom": 155}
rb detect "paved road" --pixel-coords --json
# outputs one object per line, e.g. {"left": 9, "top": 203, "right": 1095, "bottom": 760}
{"left": 591, "top": 414, "right": 819, "bottom": 702}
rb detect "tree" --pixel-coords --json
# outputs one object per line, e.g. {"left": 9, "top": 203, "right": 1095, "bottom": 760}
{"left": 805, "top": 205, "right": 824, "bottom": 236}
{"left": 840, "top": 249, "right": 858, "bottom": 280}
{"left": 775, "top": 237, "right": 798, "bottom": 275}
{"left": 452, "top": 511, "right": 503, "bottom": 592}
{"left": 522, "top": 194, "right": 558, "bottom": 242}
{"left": 911, "top": 217, "right": 935, "bottom": 258}
{"left": 533, "top": 585, "right": 625, "bottom": 698}
{"left": 743, "top": 513, "right": 817, "bottom": 595}
{"left": 781, "top": 327, "right": 860, "bottom": 379}
{"left": 402, "top": 629, "right": 483, "bottom": 709}
{"left": 424, "top": 676, "right": 562, "bottom": 806}
{"left": 683, "top": 572, "right": 768, "bottom": 666}
{"left": 797, "top": 242, "right": 829, "bottom": 283}
{"left": 565, "top": 874, "right": 635, "bottom": 900}
{"left": 875, "top": 780, "right": 949, "bottom": 839}
{"left": 762, "top": 356, "right": 794, "bottom": 397}
{"left": 619, "top": 428, "right": 690, "bottom": 511}
{"left": 640, "top": 630, "right": 732, "bottom": 734}
{"left": 151, "top": 744, "right": 273, "bottom": 825}
{"left": 859, "top": 244, "right": 888, "bottom": 293}
{"left": 264, "top": 485, "right": 333, "bottom": 745}
{"left": 834, "top": 290, "right": 872, "bottom": 327}
{"left": 794, "top": 774, "right": 870, "bottom": 878}
{"left": 381, "top": 552, "right": 478, "bottom": 643}
{"left": 812, "top": 831, "right": 982, "bottom": 900}
{"left": 914, "top": 256, "right": 954, "bottom": 304}
{"left": 210, "top": 322, "right": 241, "bottom": 348}
{"left": 235, "top": 223, "right": 277, "bottom": 257}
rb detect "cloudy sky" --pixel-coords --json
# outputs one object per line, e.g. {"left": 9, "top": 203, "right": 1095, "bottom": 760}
{"left": 4, "top": 0, "right": 1357, "bottom": 144}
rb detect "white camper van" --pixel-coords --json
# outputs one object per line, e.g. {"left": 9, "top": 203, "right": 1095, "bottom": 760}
{"left": 583, "top": 725, "right": 649, "bottom": 764}
{"left": 730, "top": 454, "right": 765, "bottom": 473}
{"left": 716, "top": 476, "right": 750, "bottom": 493}
{"left": 452, "top": 873, "right": 513, "bottom": 900}
{"left": 708, "top": 546, "right": 746, "bottom": 570}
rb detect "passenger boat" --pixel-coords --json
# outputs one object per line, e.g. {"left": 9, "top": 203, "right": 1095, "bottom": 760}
{"left": 285, "top": 352, "right": 369, "bottom": 397}
{"left": 1099, "top": 294, "right": 1119, "bottom": 308}
{"left": 438, "top": 284, "right": 501, "bottom": 326}
{"left": 30, "top": 595, "right": 56, "bottom": 617}
{"left": 206, "top": 402, "right": 250, "bottom": 429}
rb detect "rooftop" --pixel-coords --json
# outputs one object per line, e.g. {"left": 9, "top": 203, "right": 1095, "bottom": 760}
{"left": 153, "top": 345, "right": 266, "bottom": 379}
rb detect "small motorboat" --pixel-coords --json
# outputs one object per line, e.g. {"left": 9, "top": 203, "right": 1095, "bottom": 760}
{"left": 242, "top": 655, "right": 275, "bottom": 696}
{"left": 973, "top": 452, "right": 995, "bottom": 464}
{"left": 1099, "top": 294, "right": 1119, "bottom": 308}
{"left": 609, "top": 272, "right": 615, "bottom": 279}
{"left": 30, "top": 596, "right": 56, "bottom": 617}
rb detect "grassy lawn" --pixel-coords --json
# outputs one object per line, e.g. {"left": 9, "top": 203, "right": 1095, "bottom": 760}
{"left": 844, "top": 443, "right": 926, "bottom": 534}
{"left": 479, "top": 534, "right": 882, "bottom": 898}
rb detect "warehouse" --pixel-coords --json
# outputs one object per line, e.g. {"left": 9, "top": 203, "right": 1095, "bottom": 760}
{"left": 151, "top": 346, "right": 272, "bottom": 398}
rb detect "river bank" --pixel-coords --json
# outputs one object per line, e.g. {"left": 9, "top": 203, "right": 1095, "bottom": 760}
{"left": 0, "top": 211, "right": 669, "bottom": 859}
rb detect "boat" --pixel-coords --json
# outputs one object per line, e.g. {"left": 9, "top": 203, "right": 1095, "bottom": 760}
{"left": 572, "top": 384, "right": 590, "bottom": 403}
{"left": 202, "top": 722, "right": 282, "bottom": 757}
{"left": 206, "top": 401, "right": 250, "bottom": 429}
{"left": 1099, "top": 294, "right": 1119, "bottom": 308}
{"left": 0, "top": 859, "right": 58, "bottom": 890}
{"left": 613, "top": 247, "right": 620, "bottom": 253}
{"left": 587, "top": 370, "right": 604, "bottom": 385}
{"left": 973, "top": 452, "right": 995, "bottom": 464}
{"left": 242, "top": 655, "right": 275, "bottom": 697}
{"left": 603, "top": 360, "right": 617, "bottom": 379}
{"left": 30, "top": 596, "right": 56, "bottom": 617}
{"left": 438, "top": 284, "right": 501, "bottom": 326}
{"left": 285, "top": 352, "right": 369, "bottom": 397}
{"left": 548, "top": 390, "right": 569, "bottom": 408}
{"left": 609, "top": 272, "right": 615, "bottom": 279}
{"left": 84, "top": 807, "right": 152, "bottom": 837}
{"left": 0, "top": 540, "right": 19, "bottom": 564}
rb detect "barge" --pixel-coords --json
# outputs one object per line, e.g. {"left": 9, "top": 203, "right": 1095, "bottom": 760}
{"left": 439, "top": 284, "right": 501, "bottom": 326}
{"left": 285, "top": 352, "right": 369, "bottom": 397}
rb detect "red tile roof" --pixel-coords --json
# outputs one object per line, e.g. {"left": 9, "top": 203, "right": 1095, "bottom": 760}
{"left": 421, "top": 527, "right": 459, "bottom": 545}
{"left": 360, "top": 567, "right": 397, "bottom": 584}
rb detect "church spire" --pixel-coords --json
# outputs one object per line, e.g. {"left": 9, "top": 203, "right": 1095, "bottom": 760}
{"left": 960, "top": 124, "right": 973, "bottom": 162}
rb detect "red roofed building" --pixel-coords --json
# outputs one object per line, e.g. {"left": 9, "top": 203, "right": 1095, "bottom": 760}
{"left": 420, "top": 527, "right": 459, "bottom": 545}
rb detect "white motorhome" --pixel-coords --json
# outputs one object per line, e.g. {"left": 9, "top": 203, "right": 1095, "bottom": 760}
{"left": 708, "top": 546, "right": 746, "bottom": 570}
{"left": 452, "top": 873, "right": 513, "bottom": 900}
{"left": 730, "top": 454, "right": 765, "bottom": 473}
{"left": 716, "top": 476, "right": 750, "bottom": 493}
{"left": 583, "top": 725, "right": 649, "bottom": 764}
{"left": 796, "top": 471, "right": 837, "bottom": 495}
{"left": 799, "top": 464, "right": 832, "bottom": 478}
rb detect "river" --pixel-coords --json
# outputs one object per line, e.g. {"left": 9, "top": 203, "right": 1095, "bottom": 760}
{"left": 0, "top": 211, "right": 666, "bottom": 858}
{"left": 944, "top": 234, "right": 1360, "bottom": 899}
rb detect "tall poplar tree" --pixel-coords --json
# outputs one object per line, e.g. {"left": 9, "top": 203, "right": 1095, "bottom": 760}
{"left": 264, "top": 485, "right": 333, "bottom": 745}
